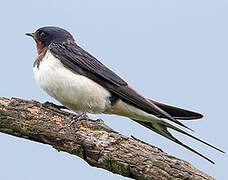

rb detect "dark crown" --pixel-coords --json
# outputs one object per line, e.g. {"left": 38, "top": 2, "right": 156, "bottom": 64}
{"left": 34, "top": 26, "right": 75, "bottom": 47}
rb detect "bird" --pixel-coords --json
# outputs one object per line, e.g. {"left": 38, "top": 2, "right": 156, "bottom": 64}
{"left": 26, "top": 26, "right": 224, "bottom": 164}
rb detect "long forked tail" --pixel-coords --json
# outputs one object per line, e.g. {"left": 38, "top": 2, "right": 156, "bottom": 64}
{"left": 132, "top": 118, "right": 224, "bottom": 164}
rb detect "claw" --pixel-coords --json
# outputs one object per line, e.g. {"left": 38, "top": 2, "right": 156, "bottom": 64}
{"left": 69, "top": 106, "right": 90, "bottom": 126}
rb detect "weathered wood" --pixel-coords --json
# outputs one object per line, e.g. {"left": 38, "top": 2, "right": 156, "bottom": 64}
{"left": 0, "top": 97, "right": 214, "bottom": 180}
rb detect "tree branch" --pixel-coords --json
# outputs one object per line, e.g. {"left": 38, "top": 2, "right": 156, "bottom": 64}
{"left": 0, "top": 97, "right": 214, "bottom": 180}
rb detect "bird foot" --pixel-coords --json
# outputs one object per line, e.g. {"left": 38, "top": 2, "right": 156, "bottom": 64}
{"left": 69, "top": 111, "right": 89, "bottom": 126}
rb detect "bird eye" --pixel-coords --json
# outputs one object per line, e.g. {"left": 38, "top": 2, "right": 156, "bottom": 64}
{"left": 39, "top": 31, "right": 46, "bottom": 39}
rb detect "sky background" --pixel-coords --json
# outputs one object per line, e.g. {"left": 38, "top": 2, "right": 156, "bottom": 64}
{"left": 0, "top": 0, "right": 227, "bottom": 179}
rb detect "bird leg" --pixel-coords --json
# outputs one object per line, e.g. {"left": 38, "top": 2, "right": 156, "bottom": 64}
{"left": 69, "top": 105, "right": 91, "bottom": 126}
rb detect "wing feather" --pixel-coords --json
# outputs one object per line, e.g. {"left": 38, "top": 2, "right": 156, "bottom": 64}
{"left": 49, "top": 42, "right": 197, "bottom": 130}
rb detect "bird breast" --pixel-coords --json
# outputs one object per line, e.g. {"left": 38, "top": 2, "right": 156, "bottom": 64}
{"left": 33, "top": 49, "right": 112, "bottom": 114}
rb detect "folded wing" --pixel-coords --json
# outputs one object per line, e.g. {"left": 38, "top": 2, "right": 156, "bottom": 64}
{"left": 49, "top": 43, "right": 194, "bottom": 129}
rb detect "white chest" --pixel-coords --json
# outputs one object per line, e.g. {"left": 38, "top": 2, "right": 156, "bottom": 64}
{"left": 33, "top": 50, "right": 111, "bottom": 114}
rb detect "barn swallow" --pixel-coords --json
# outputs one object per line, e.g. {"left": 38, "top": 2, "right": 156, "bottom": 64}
{"left": 26, "top": 26, "right": 224, "bottom": 163}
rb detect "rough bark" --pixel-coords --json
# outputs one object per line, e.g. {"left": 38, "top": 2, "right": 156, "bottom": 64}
{"left": 0, "top": 97, "right": 214, "bottom": 180}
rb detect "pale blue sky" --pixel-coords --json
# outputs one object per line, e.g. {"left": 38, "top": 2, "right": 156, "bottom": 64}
{"left": 0, "top": 0, "right": 227, "bottom": 179}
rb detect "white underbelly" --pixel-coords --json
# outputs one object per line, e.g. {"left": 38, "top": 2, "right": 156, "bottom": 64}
{"left": 33, "top": 50, "right": 111, "bottom": 114}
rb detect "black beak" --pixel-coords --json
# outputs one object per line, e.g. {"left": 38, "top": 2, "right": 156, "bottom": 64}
{"left": 25, "top": 33, "right": 34, "bottom": 38}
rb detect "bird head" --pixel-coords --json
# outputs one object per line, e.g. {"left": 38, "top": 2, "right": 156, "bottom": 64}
{"left": 26, "top": 26, "right": 75, "bottom": 54}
